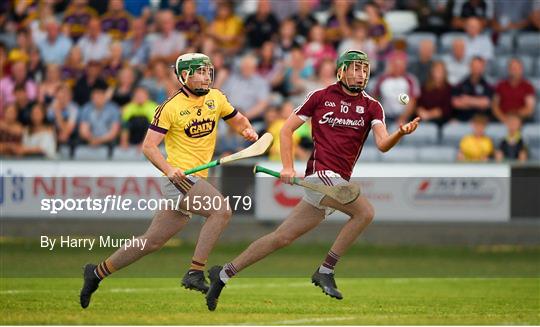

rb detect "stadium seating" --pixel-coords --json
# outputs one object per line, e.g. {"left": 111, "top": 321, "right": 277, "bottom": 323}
{"left": 516, "top": 32, "right": 540, "bottom": 57}
{"left": 523, "top": 124, "right": 540, "bottom": 147}
{"left": 400, "top": 122, "right": 439, "bottom": 145}
{"left": 360, "top": 146, "right": 380, "bottom": 162}
{"left": 385, "top": 11, "right": 418, "bottom": 36}
{"left": 495, "top": 33, "right": 514, "bottom": 55}
{"left": 485, "top": 123, "right": 507, "bottom": 143}
{"left": 380, "top": 146, "right": 418, "bottom": 162}
{"left": 406, "top": 32, "right": 438, "bottom": 55}
{"left": 494, "top": 55, "right": 534, "bottom": 78}
{"left": 441, "top": 122, "right": 472, "bottom": 146}
{"left": 440, "top": 32, "right": 467, "bottom": 52}
{"left": 112, "top": 147, "right": 146, "bottom": 161}
{"left": 73, "top": 146, "right": 109, "bottom": 161}
{"left": 418, "top": 146, "right": 457, "bottom": 162}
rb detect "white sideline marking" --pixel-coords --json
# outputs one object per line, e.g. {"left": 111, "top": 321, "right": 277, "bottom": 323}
{"left": 239, "top": 316, "right": 356, "bottom": 325}
{"left": 0, "top": 281, "right": 312, "bottom": 295}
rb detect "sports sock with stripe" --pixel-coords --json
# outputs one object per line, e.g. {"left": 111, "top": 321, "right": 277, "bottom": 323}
{"left": 318, "top": 250, "right": 340, "bottom": 274}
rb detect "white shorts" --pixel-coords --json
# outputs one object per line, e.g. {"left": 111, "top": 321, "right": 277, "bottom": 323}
{"left": 302, "top": 170, "right": 348, "bottom": 217}
{"left": 160, "top": 176, "right": 200, "bottom": 217}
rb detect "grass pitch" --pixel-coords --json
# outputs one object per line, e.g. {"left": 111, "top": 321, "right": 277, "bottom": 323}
{"left": 1, "top": 239, "right": 539, "bottom": 325}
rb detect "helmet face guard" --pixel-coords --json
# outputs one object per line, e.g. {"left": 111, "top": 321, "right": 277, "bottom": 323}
{"left": 336, "top": 50, "right": 370, "bottom": 93}
{"left": 175, "top": 53, "right": 214, "bottom": 96}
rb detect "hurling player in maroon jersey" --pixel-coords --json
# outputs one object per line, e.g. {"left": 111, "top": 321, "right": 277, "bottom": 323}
{"left": 205, "top": 50, "right": 420, "bottom": 310}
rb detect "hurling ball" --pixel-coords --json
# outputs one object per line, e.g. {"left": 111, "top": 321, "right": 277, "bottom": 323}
{"left": 398, "top": 93, "right": 409, "bottom": 105}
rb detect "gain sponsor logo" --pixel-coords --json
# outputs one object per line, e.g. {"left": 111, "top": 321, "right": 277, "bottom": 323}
{"left": 318, "top": 111, "right": 364, "bottom": 128}
{"left": 324, "top": 101, "right": 336, "bottom": 107}
{"left": 184, "top": 118, "right": 216, "bottom": 138}
{"left": 409, "top": 178, "right": 499, "bottom": 203}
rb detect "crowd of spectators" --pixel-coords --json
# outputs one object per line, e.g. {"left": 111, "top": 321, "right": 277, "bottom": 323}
{"left": 0, "top": 0, "right": 538, "bottom": 162}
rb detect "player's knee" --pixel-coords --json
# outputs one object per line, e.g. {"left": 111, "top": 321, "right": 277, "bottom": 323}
{"left": 355, "top": 207, "right": 374, "bottom": 224}
{"left": 216, "top": 206, "right": 232, "bottom": 222}
{"left": 272, "top": 232, "right": 294, "bottom": 248}
{"left": 143, "top": 237, "right": 165, "bottom": 253}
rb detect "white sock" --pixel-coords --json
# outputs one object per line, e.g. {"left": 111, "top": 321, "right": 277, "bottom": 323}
{"left": 219, "top": 268, "right": 230, "bottom": 283}
{"left": 318, "top": 265, "right": 333, "bottom": 274}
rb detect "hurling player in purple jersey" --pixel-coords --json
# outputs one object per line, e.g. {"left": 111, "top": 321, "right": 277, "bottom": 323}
{"left": 205, "top": 50, "right": 420, "bottom": 310}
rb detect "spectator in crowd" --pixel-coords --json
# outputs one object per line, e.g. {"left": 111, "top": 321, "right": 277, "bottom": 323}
{"left": 451, "top": 56, "right": 493, "bottom": 122}
{"left": 11, "top": 85, "right": 34, "bottom": 127}
{"left": 109, "top": 66, "right": 137, "bottom": 108}
{"left": 139, "top": 59, "right": 176, "bottom": 103}
{"left": 282, "top": 46, "right": 314, "bottom": 99}
{"left": 79, "top": 84, "right": 121, "bottom": 149}
{"left": 27, "top": 46, "right": 45, "bottom": 82}
{"left": 412, "top": 0, "right": 452, "bottom": 35}
{"left": 264, "top": 101, "right": 310, "bottom": 161}
{"left": 61, "top": 46, "right": 84, "bottom": 87}
{"left": 62, "top": 0, "right": 99, "bottom": 42}
{"left": 28, "top": 3, "right": 53, "bottom": 45}
{"left": 150, "top": 10, "right": 187, "bottom": 62}
{"left": 222, "top": 54, "right": 270, "bottom": 122}
{"left": 19, "top": 103, "right": 56, "bottom": 159}
{"left": 10, "top": 28, "right": 33, "bottom": 57}
{"left": 463, "top": 16, "right": 494, "bottom": 61}
{"left": 492, "top": 58, "right": 536, "bottom": 122}
{"left": 276, "top": 18, "right": 302, "bottom": 58}
{"left": 0, "top": 105, "right": 24, "bottom": 156}
{"left": 452, "top": 0, "right": 493, "bottom": 30}
{"left": 119, "top": 86, "right": 157, "bottom": 148}
{"left": 338, "top": 19, "right": 378, "bottom": 73}
{"left": 72, "top": 60, "right": 108, "bottom": 106}
{"left": 416, "top": 61, "right": 453, "bottom": 126}
{"left": 530, "top": 1, "right": 540, "bottom": 31}
{"left": 122, "top": 18, "right": 150, "bottom": 69}
{"left": 100, "top": 0, "right": 132, "bottom": 41}
{"left": 325, "top": 0, "right": 355, "bottom": 46}
{"left": 47, "top": 84, "right": 78, "bottom": 145}
{"left": 77, "top": 17, "right": 112, "bottom": 64}
{"left": 373, "top": 50, "right": 420, "bottom": 124}
{"left": 244, "top": 0, "right": 279, "bottom": 49}
{"left": 290, "top": 58, "right": 335, "bottom": 107}
{"left": 176, "top": 0, "right": 206, "bottom": 48}
{"left": 0, "top": 60, "right": 37, "bottom": 108}
{"left": 458, "top": 114, "right": 493, "bottom": 161}
{"left": 211, "top": 50, "right": 230, "bottom": 90}
{"left": 442, "top": 38, "right": 470, "bottom": 86}
{"left": 37, "top": 17, "right": 72, "bottom": 65}
{"left": 289, "top": 0, "right": 318, "bottom": 41}
{"left": 38, "top": 64, "right": 62, "bottom": 105}
{"left": 102, "top": 42, "right": 126, "bottom": 86}
{"left": 303, "top": 24, "right": 337, "bottom": 70}
{"left": 364, "top": 1, "right": 392, "bottom": 58}
{"left": 492, "top": 0, "right": 532, "bottom": 33}
{"left": 207, "top": 1, "right": 244, "bottom": 55}
{"left": 495, "top": 113, "right": 528, "bottom": 162}
{"left": 257, "top": 40, "right": 285, "bottom": 90}
{"left": 409, "top": 39, "right": 435, "bottom": 86}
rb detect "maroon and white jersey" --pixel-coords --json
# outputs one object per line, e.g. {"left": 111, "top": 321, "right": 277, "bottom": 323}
{"left": 294, "top": 83, "right": 385, "bottom": 181}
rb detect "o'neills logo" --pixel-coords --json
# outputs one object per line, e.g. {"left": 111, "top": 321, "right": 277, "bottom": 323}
{"left": 184, "top": 118, "right": 216, "bottom": 138}
{"left": 319, "top": 112, "right": 364, "bottom": 128}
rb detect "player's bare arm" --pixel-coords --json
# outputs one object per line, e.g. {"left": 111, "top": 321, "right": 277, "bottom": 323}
{"left": 225, "top": 112, "right": 259, "bottom": 142}
{"left": 372, "top": 117, "right": 421, "bottom": 152}
{"left": 279, "top": 114, "right": 305, "bottom": 184}
{"left": 142, "top": 129, "right": 185, "bottom": 184}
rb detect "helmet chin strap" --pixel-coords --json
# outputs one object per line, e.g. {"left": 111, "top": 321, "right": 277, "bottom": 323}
{"left": 184, "top": 84, "right": 210, "bottom": 96}
{"left": 339, "top": 80, "right": 362, "bottom": 93}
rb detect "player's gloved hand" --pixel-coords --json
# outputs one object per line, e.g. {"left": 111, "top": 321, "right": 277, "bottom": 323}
{"left": 166, "top": 167, "right": 186, "bottom": 184}
{"left": 241, "top": 128, "right": 258, "bottom": 142}
{"left": 280, "top": 168, "right": 296, "bottom": 185}
{"left": 399, "top": 117, "right": 421, "bottom": 135}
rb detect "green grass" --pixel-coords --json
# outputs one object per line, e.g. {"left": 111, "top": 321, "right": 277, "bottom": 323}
{"left": 1, "top": 238, "right": 539, "bottom": 324}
